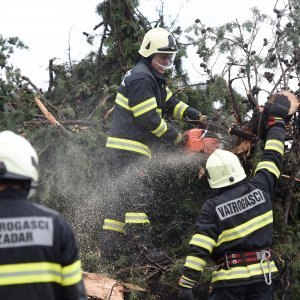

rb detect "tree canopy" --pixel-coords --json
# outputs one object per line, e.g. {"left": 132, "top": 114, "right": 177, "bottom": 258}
{"left": 0, "top": 0, "right": 299, "bottom": 299}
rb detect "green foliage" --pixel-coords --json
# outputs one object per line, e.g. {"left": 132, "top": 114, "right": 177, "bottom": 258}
{"left": 0, "top": 0, "right": 300, "bottom": 299}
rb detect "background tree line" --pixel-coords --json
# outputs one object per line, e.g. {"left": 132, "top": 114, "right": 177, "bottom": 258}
{"left": 0, "top": 0, "right": 299, "bottom": 299}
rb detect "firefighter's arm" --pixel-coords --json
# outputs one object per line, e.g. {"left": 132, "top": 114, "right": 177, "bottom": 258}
{"left": 60, "top": 220, "right": 87, "bottom": 300}
{"left": 127, "top": 78, "right": 179, "bottom": 143}
{"left": 178, "top": 201, "right": 219, "bottom": 290}
{"left": 164, "top": 87, "right": 205, "bottom": 121}
{"left": 253, "top": 94, "right": 290, "bottom": 190}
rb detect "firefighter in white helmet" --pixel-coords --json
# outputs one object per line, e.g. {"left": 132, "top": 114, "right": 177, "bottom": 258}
{"left": 178, "top": 92, "right": 295, "bottom": 299}
{"left": 0, "top": 131, "right": 87, "bottom": 300}
{"left": 102, "top": 27, "right": 207, "bottom": 263}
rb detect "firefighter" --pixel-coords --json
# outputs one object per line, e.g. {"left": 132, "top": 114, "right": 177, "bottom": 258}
{"left": 0, "top": 131, "right": 87, "bottom": 300}
{"left": 178, "top": 91, "right": 294, "bottom": 300}
{"left": 102, "top": 27, "right": 206, "bottom": 262}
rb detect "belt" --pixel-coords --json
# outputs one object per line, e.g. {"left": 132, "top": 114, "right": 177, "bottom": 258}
{"left": 217, "top": 249, "right": 272, "bottom": 269}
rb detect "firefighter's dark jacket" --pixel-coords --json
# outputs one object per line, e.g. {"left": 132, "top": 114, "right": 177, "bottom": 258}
{"left": 106, "top": 59, "right": 201, "bottom": 158}
{"left": 0, "top": 189, "right": 87, "bottom": 300}
{"left": 179, "top": 123, "right": 285, "bottom": 289}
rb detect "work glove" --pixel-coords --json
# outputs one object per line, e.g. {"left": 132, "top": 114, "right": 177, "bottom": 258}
{"left": 269, "top": 93, "right": 291, "bottom": 119}
{"left": 178, "top": 287, "right": 194, "bottom": 300}
{"left": 198, "top": 114, "right": 208, "bottom": 123}
{"left": 174, "top": 132, "right": 186, "bottom": 147}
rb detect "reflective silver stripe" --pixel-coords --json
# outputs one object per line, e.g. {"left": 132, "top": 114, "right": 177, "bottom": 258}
{"left": 106, "top": 137, "right": 152, "bottom": 158}
{"left": 265, "top": 140, "right": 284, "bottom": 155}
{"left": 216, "top": 210, "right": 273, "bottom": 246}
{"left": 125, "top": 213, "right": 150, "bottom": 224}
{"left": 184, "top": 255, "right": 206, "bottom": 271}
{"left": 103, "top": 218, "right": 125, "bottom": 233}
{"left": 189, "top": 234, "right": 216, "bottom": 253}
{"left": 173, "top": 101, "right": 188, "bottom": 119}
{"left": 166, "top": 88, "right": 172, "bottom": 101}
{"left": 156, "top": 108, "right": 162, "bottom": 116}
{"left": 255, "top": 161, "right": 280, "bottom": 178}
{"left": 178, "top": 275, "right": 196, "bottom": 288}
{"left": 151, "top": 119, "right": 168, "bottom": 137}
{"left": 212, "top": 261, "right": 278, "bottom": 283}
{"left": 131, "top": 97, "right": 157, "bottom": 117}
{"left": 115, "top": 93, "right": 130, "bottom": 110}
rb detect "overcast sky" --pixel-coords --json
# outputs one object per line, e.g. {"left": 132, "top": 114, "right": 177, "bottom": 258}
{"left": 1, "top": 0, "right": 274, "bottom": 89}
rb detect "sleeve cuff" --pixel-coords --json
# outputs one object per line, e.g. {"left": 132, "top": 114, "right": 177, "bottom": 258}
{"left": 178, "top": 275, "right": 196, "bottom": 288}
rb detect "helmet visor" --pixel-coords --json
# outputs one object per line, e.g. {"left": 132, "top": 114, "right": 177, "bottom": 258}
{"left": 153, "top": 53, "right": 176, "bottom": 70}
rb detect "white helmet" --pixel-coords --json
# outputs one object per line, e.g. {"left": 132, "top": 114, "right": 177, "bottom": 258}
{"left": 206, "top": 149, "right": 246, "bottom": 189}
{"left": 139, "top": 27, "right": 178, "bottom": 68}
{"left": 0, "top": 131, "right": 38, "bottom": 194}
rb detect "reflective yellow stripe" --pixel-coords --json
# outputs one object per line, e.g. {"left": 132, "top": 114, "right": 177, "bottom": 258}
{"left": 189, "top": 234, "right": 216, "bottom": 253}
{"left": 115, "top": 93, "right": 130, "bottom": 110}
{"left": 255, "top": 161, "right": 280, "bottom": 178}
{"left": 216, "top": 210, "right": 273, "bottom": 247}
{"left": 103, "top": 218, "right": 125, "bottom": 233}
{"left": 265, "top": 139, "right": 284, "bottom": 155}
{"left": 115, "top": 93, "right": 157, "bottom": 118}
{"left": 178, "top": 275, "right": 196, "bottom": 288}
{"left": 156, "top": 108, "right": 162, "bottom": 116}
{"left": 212, "top": 261, "right": 278, "bottom": 283}
{"left": 166, "top": 88, "right": 172, "bottom": 101}
{"left": 184, "top": 255, "right": 206, "bottom": 271}
{"left": 151, "top": 119, "right": 168, "bottom": 137}
{"left": 0, "top": 261, "right": 81, "bottom": 286}
{"left": 131, "top": 97, "right": 157, "bottom": 117}
{"left": 125, "top": 212, "right": 150, "bottom": 224}
{"left": 106, "top": 137, "right": 152, "bottom": 158}
{"left": 173, "top": 101, "right": 189, "bottom": 119}
{"left": 61, "top": 260, "right": 83, "bottom": 286}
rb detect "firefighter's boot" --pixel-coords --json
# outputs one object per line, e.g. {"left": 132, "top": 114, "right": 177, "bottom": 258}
{"left": 126, "top": 224, "right": 171, "bottom": 266}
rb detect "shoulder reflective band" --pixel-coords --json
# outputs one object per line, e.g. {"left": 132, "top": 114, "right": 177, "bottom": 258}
{"left": 211, "top": 261, "right": 278, "bottom": 283}
{"left": 131, "top": 97, "right": 157, "bottom": 117}
{"left": 255, "top": 161, "right": 280, "bottom": 178}
{"left": 0, "top": 260, "right": 82, "bottom": 286}
{"left": 125, "top": 212, "right": 150, "bottom": 224}
{"left": 173, "top": 101, "right": 189, "bottom": 119}
{"left": 166, "top": 88, "right": 173, "bottom": 101}
{"left": 115, "top": 93, "right": 130, "bottom": 110}
{"left": 265, "top": 139, "right": 284, "bottom": 155}
{"left": 151, "top": 119, "right": 168, "bottom": 137}
{"left": 184, "top": 255, "right": 206, "bottom": 272}
{"left": 216, "top": 210, "right": 273, "bottom": 247}
{"left": 189, "top": 234, "right": 216, "bottom": 253}
{"left": 102, "top": 219, "right": 125, "bottom": 234}
{"left": 178, "top": 275, "right": 196, "bottom": 288}
{"left": 106, "top": 137, "right": 152, "bottom": 158}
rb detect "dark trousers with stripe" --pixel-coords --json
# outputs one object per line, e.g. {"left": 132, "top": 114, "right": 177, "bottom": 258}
{"left": 208, "top": 282, "right": 273, "bottom": 300}
{"left": 100, "top": 148, "right": 153, "bottom": 260}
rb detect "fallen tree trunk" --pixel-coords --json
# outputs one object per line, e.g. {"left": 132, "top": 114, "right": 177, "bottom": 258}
{"left": 83, "top": 271, "right": 146, "bottom": 300}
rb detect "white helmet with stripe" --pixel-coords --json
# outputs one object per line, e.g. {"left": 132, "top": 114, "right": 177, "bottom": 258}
{"left": 206, "top": 149, "right": 246, "bottom": 188}
{"left": 0, "top": 131, "right": 38, "bottom": 195}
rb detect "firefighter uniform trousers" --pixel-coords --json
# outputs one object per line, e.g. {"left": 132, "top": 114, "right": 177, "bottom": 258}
{"left": 101, "top": 149, "right": 154, "bottom": 259}
{"left": 0, "top": 189, "right": 86, "bottom": 300}
{"left": 179, "top": 124, "right": 286, "bottom": 299}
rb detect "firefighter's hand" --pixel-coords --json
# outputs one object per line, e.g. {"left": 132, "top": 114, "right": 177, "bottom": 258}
{"left": 198, "top": 114, "right": 208, "bottom": 123}
{"left": 178, "top": 287, "right": 194, "bottom": 300}
{"left": 174, "top": 133, "right": 186, "bottom": 147}
{"left": 270, "top": 94, "right": 291, "bottom": 118}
